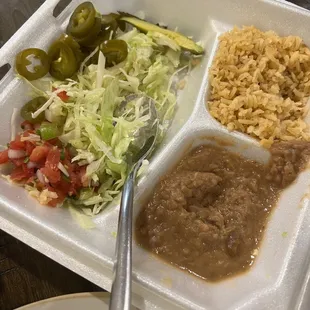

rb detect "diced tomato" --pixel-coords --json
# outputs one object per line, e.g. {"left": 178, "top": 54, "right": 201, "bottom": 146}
{"left": 10, "top": 132, "right": 37, "bottom": 155}
{"left": 10, "top": 165, "right": 34, "bottom": 182}
{"left": 40, "top": 148, "right": 61, "bottom": 183}
{"left": 23, "top": 130, "right": 36, "bottom": 137}
{"left": 10, "top": 167, "right": 26, "bottom": 181}
{"left": 46, "top": 148, "right": 60, "bottom": 170}
{"left": 22, "top": 163, "right": 34, "bottom": 174}
{"left": 40, "top": 167, "right": 60, "bottom": 184}
{"left": 54, "top": 158, "right": 82, "bottom": 196}
{"left": 48, "top": 195, "right": 65, "bottom": 207}
{"left": 65, "top": 160, "right": 82, "bottom": 189}
{"left": 47, "top": 199, "right": 59, "bottom": 207}
{"left": 55, "top": 179, "right": 71, "bottom": 194}
{"left": 9, "top": 137, "right": 25, "bottom": 150}
{"left": 0, "top": 149, "right": 9, "bottom": 164}
{"left": 30, "top": 145, "right": 50, "bottom": 163}
{"left": 65, "top": 176, "right": 80, "bottom": 195}
{"left": 25, "top": 141, "right": 36, "bottom": 156}
{"left": 11, "top": 158, "right": 26, "bottom": 167}
{"left": 35, "top": 181, "right": 45, "bottom": 191}
{"left": 57, "top": 91, "right": 69, "bottom": 102}
{"left": 52, "top": 87, "right": 69, "bottom": 102}
{"left": 46, "top": 138, "right": 62, "bottom": 148}
{"left": 21, "top": 121, "right": 34, "bottom": 131}
{"left": 34, "top": 123, "right": 41, "bottom": 131}
{"left": 26, "top": 176, "right": 35, "bottom": 185}
{"left": 47, "top": 187, "right": 66, "bottom": 207}
{"left": 70, "top": 176, "right": 82, "bottom": 194}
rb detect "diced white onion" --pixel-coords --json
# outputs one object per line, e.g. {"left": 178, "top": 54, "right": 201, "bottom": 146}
{"left": 8, "top": 149, "right": 26, "bottom": 159}
{"left": 57, "top": 162, "right": 69, "bottom": 177}
{"left": 45, "top": 109, "right": 53, "bottom": 122}
{"left": 27, "top": 161, "right": 37, "bottom": 169}
{"left": 21, "top": 134, "right": 41, "bottom": 142}
{"left": 36, "top": 170, "right": 45, "bottom": 183}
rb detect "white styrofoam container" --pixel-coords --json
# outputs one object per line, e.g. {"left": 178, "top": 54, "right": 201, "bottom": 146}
{"left": 1, "top": 0, "right": 310, "bottom": 309}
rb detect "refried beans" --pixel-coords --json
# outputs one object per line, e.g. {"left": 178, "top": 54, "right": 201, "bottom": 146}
{"left": 135, "top": 141, "right": 310, "bottom": 281}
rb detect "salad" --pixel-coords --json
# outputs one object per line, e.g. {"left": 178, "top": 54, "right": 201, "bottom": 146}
{"left": 0, "top": 2, "right": 203, "bottom": 216}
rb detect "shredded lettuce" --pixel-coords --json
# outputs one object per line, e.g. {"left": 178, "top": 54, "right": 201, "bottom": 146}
{"left": 29, "top": 28, "right": 193, "bottom": 214}
{"left": 68, "top": 206, "right": 96, "bottom": 229}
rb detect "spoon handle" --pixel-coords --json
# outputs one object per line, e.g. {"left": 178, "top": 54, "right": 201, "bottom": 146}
{"left": 110, "top": 169, "right": 136, "bottom": 310}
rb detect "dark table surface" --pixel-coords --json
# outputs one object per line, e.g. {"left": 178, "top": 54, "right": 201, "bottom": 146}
{"left": 0, "top": 230, "right": 101, "bottom": 310}
{"left": 291, "top": 0, "right": 310, "bottom": 9}
{"left": 0, "top": 0, "right": 309, "bottom": 309}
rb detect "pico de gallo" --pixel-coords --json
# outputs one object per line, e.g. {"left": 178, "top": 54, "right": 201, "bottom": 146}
{"left": 0, "top": 95, "right": 88, "bottom": 207}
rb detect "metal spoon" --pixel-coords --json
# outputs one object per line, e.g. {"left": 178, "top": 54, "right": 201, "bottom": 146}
{"left": 109, "top": 95, "right": 158, "bottom": 310}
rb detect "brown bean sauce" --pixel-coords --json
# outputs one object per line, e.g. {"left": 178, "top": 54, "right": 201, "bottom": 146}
{"left": 135, "top": 141, "right": 310, "bottom": 282}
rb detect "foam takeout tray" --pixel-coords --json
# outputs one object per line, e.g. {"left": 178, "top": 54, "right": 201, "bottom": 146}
{"left": 1, "top": 0, "right": 310, "bottom": 309}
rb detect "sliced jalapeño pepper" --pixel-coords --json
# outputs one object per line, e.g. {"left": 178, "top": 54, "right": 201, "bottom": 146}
{"left": 101, "top": 13, "right": 119, "bottom": 34}
{"left": 15, "top": 48, "right": 50, "bottom": 81}
{"left": 39, "top": 122, "right": 62, "bottom": 141}
{"left": 82, "top": 14, "right": 120, "bottom": 49}
{"left": 57, "top": 34, "right": 85, "bottom": 64}
{"left": 48, "top": 41, "right": 78, "bottom": 80}
{"left": 20, "top": 97, "right": 47, "bottom": 124}
{"left": 67, "top": 2, "right": 96, "bottom": 38}
{"left": 84, "top": 31, "right": 109, "bottom": 49}
{"left": 75, "top": 17, "right": 101, "bottom": 46}
{"left": 100, "top": 40, "right": 128, "bottom": 67}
